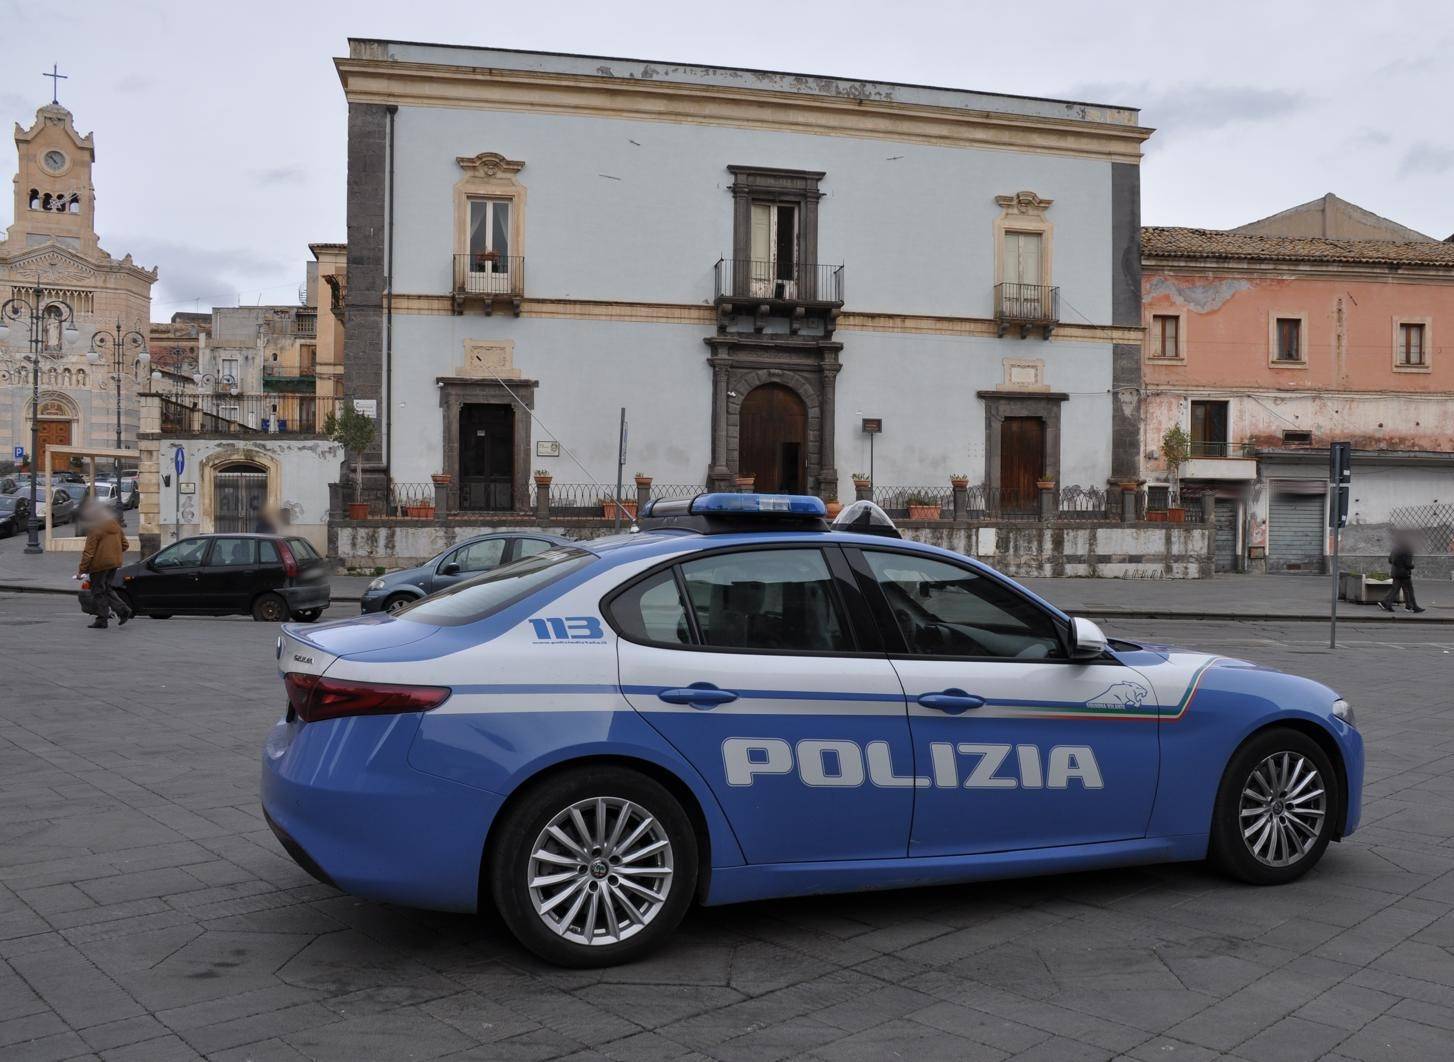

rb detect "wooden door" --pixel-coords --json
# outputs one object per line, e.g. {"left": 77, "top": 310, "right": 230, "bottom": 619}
{"left": 999, "top": 416, "right": 1044, "bottom": 512}
{"left": 460, "top": 404, "right": 514, "bottom": 510}
{"left": 739, "top": 384, "right": 807, "bottom": 493}
{"left": 36, "top": 420, "right": 71, "bottom": 471}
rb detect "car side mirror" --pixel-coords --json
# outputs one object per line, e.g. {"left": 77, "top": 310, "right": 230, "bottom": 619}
{"left": 1069, "top": 616, "right": 1109, "bottom": 660}
{"left": 440, "top": 562, "right": 460, "bottom": 576}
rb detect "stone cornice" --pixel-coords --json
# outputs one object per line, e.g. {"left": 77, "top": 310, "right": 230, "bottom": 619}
{"left": 335, "top": 58, "right": 1151, "bottom": 165}
{"left": 1142, "top": 254, "right": 1454, "bottom": 284}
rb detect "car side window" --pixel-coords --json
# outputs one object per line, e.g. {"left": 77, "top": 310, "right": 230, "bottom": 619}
{"left": 206, "top": 538, "right": 256, "bottom": 567}
{"left": 516, "top": 538, "right": 555, "bottom": 560}
{"left": 679, "top": 549, "right": 848, "bottom": 653}
{"left": 451, "top": 538, "right": 507, "bottom": 573}
{"left": 258, "top": 540, "right": 280, "bottom": 565}
{"left": 288, "top": 538, "right": 319, "bottom": 560}
{"left": 608, "top": 569, "right": 693, "bottom": 645}
{"left": 863, "top": 551, "right": 1062, "bottom": 660}
{"left": 154, "top": 539, "right": 210, "bottom": 569}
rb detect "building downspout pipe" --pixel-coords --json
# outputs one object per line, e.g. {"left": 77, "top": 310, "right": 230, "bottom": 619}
{"left": 383, "top": 104, "right": 397, "bottom": 498}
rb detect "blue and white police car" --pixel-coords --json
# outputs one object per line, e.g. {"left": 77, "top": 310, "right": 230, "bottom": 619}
{"left": 262, "top": 495, "right": 1363, "bottom": 967}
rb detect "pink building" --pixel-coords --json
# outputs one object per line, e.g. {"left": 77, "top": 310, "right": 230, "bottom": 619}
{"left": 1142, "top": 195, "right": 1454, "bottom": 574}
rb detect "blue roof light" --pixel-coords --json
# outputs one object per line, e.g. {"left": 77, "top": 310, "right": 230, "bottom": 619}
{"left": 689, "top": 493, "right": 827, "bottom": 517}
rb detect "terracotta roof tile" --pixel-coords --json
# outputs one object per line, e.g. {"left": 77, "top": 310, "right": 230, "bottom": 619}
{"left": 1141, "top": 226, "right": 1454, "bottom": 267}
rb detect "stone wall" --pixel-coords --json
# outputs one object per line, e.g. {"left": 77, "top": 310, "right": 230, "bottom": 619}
{"left": 332, "top": 517, "right": 1213, "bottom": 578}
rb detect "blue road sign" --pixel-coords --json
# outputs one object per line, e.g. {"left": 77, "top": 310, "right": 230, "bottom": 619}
{"left": 174, "top": 447, "right": 185, "bottom": 475}
{"left": 12, "top": 446, "right": 23, "bottom": 461}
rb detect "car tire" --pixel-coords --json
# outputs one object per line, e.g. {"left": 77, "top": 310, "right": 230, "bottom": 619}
{"left": 490, "top": 767, "right": 698, "bottom": 968}
{"left": 147, "top": 613, "right": 172, "bottom": 620}
{"left": 382, "top": 593, "right": 415, "bottom": 614}
{"left": 290, "top": 608, "right": 323, "bottom": 623}
{"left": 251, "top": 593, "right": 289, "bottom": 623}
{"left": 1209, "top": 727, "right": 1339, "bottom": 886}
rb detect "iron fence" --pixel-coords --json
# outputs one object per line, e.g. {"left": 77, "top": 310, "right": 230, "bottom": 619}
{"left": 453, "top": 254, "right": 525, "bottom": 297}
{"left": 153, "top": 393, "right": 341, "bottom": 435}
{"left": 390, "top": 482, "right": 435, "bottom": 512}
{"left": 1388, "top": 503, "right": 1454, "bottom": 554}
{"left": 872, "top": 486, "right": 952, "bottom": 519}
{"left": 648, "top": 482, "right": 703, "bottom": 503}
{"left": 1057, "top": 485, "right": 1112, "bottom": 520}
{"left": 713, "top": 259, "right": 845, "bottom": 303}
{"left": 547, "top": 482, "right": 612, "bottom": 518}
{"left": 994, "top": 282, "right": 1060, "bottom": 326}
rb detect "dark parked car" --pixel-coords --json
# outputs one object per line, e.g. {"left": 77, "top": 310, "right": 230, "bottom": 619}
{"left": 0, "top": 492, "right": 35, "bottom": 537}
{"left": 0, "top": 486, "right": 77, "bottom": 530}
{"left": 359, "top": 532, "right": 572, "bottom": 613}
{"left": 117, "top": 534, "right": 331, "bottom": 622}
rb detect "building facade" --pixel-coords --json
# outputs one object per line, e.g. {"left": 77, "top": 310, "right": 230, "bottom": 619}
{"left": 1142, "top": 195, "right": 1454, "bottom": 574}
{"left": 0, "top": 101, "right": 155, "bottom": 469}
{"left": 336, "top": 41, "right": 1148, "bottom": 513}
{"left": 148, "top": 311, "right": 210, "bottom": 377}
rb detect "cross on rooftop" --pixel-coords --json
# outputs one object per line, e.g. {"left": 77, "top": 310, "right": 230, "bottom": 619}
{"left": 43, "top": 64, "right": 67, "bottom": 104}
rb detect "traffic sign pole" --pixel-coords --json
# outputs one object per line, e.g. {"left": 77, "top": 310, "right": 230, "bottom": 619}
{"left": 1329, "top": 442, "right": 1351, "bottom": 649}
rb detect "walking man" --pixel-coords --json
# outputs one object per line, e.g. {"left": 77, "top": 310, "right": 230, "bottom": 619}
{"left": 1379, "top": 531, "right": 1426, "bottom": 614}
{"left": 78, "top": 499, "right": 133, "bottom": 629}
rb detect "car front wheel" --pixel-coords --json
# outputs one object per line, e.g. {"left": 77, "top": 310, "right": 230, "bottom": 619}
{"left": 1210, "top": 727, "right": 1338, "bottom": 885}
{"left": 490, "top": 767, "right": 698, "bottom": 968}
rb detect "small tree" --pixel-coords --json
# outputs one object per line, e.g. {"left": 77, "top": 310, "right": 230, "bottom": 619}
{"left": 324, "top": 401, "right": 377, "bottom": 503}
{"left": 1161, "top": 424, "right": 1191, "bottom": 506}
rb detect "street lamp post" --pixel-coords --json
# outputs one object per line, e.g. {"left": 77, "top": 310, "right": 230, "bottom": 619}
{"left": 0, "top": 280, "right": 76, "bottom": 554}
{"left": 87, "top": 323, "right": 149, "bottom": 526}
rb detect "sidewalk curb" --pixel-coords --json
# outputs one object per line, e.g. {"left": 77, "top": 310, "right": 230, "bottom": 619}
{"left": 0, "top": 581, "right": 1447, "bottom": 622}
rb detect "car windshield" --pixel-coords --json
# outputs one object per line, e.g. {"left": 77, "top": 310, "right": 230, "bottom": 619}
{"left": 397, "top": 547, "right": 594, "bottom": 626}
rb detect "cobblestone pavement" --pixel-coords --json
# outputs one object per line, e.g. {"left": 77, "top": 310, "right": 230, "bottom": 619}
{"left": 2, "top": 594, "right": 1453, "bottom": 1061}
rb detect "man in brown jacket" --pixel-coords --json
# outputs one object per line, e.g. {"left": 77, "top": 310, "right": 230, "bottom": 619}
{"left": 78, "top": 500, "right": 132, "bottom": 629}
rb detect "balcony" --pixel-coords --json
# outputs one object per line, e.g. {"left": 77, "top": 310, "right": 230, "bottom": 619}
{"left": 453, "top": 254, "right": 524, "bottom": 315}
{"left": 294, "top": 310, "right": 317, "bottom": 337}
{"left": 713, "top": 258, "right": 844, "bottom": 335}
{"left": 994, "top": 282, "right": 1060, "bottom": 339}
{"left": 1183, "top": 439, "right": 1257, "bottom": 481}
{"left": 154, "top": 393, "right": 341, "bottom": 437}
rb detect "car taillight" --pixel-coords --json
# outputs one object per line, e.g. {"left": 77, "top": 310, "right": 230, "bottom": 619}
{"left": 277, "top": 540, "right": 299, "bottom": 578}
{"left": 283, "top": 672, "right": 450, "bottom": 724}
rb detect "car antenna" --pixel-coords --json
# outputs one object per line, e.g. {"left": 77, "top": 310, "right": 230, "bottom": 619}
{"left": 484, "top": 372, "right": 636, "bottom": 529}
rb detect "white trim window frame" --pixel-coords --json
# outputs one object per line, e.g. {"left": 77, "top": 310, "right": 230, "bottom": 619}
{"left": 1269, "top": 313, "right": 1308, "bottom": 369}
{"left": 466, "top": 197, "right": 514, "bottom": 294}
{"left": 1393, "top": 318, "right": 1432, "bottom": 373}
{"left": 1147, "top": 311, "right": 1185, "bottom": 362}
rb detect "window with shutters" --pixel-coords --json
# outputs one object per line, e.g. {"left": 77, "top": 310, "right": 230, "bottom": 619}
{"left": 724, "top": 166, "right": 827, "bottom": 303}
{"left": 1268, "top": 313, "right": 1307, "bottom": 367}
{"left": 1394, "top": 320, "right": 1431, "bottom": 371}
{"left": 1148, "top": 313, "right": 1183, "bottom": 360}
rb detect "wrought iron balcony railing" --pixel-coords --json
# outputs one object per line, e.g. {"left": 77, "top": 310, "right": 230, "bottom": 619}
{"left": 713, "top": 259, "right": 844, "bottom": 305}
{"left": 994, "top": 282, "right": 1060, "bottom": 338}
{"left": 453, "top": 254, "right": 524, "bottom": 314}
{"left": 153, "top": 393, "right": 341, "bottom": 436}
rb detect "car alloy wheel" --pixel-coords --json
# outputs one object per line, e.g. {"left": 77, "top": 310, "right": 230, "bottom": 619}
{"left": 252, "top": 593, "right": 288, "bottom": 622}
{"left": 1240, "top": 752, "right": 1326, "bottom": 868}
{"left": 527, "top": 796, "right": 673, "bottom": 946}
{"left": 384, "top": 594, "right": 413, "bottom": 614}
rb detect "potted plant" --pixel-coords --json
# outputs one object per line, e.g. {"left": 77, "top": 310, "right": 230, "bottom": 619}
{"left": 633, "top": 472, "right": 653, "bottom": 489}
{"left": 852, "top": 473, "right": 871, "bottom": 489}
{"left": 325, "top": 400, "right": 376, "bottom": 521}
{"left": 949, "top": 473, "right": 969, "bottom": 489}
{"left": 431, "top": 473, "right": 452, "bottom": 486}
{"left": 1161, "top": 424, "right": 1191, "bottom": 523}
{"left": 824, "top": 499, "right": 844, "bottom": 518}
{"left": 601, "top": 496, "right": 637, "bottom": 519}
{"left": 532, "top": 468, "right": 553, "bottom": 488}
{"left": 405, "top": 501, "right": 435, "bottom": 519}
{"left": 907, "top": 493, "right": 941, "bottom": 520}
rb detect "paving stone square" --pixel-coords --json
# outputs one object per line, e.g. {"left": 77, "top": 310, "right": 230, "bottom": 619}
{"left": 2, "top": 589, "right": 1452, "bottom": 1061}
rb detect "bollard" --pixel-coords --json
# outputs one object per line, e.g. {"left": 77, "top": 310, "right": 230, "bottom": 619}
{"left": 951, "top": 482, "right": 968, "bottom": 522}
{"left": 1120, "top": 482, "right": 1139, "bottom": 522}
{"left": 1039, "top": 484, "right": 1056, "bottom": 521}
{"left": 534, "top": 478, "right": 551, "bottom": 524}
{"left": 431, "top": 473, "right": 451, "bottom": 516}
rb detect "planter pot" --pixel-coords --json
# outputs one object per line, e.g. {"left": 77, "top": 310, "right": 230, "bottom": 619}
{"left": 824, "top": 500, "right": 843, "bottom": 518}
{"left": 1036, "top": 480, "right": 1056, "bottom": 490}
{"left": 852, "top": 481, "right": 871, "bottom": 492}
{"left": 346, "top": 502, "right": 369, "bottom": 520}
{"left": 734, "top": 476, "right": 755, "bottom": 491}
{"left": 1147, "top": 510, "right": 1168, "bottom": 523}
{"left": 533, "top": 477, "right": 553, "bottom": 488}
{"left": 908, "top": 504, "right": 941, "bottom": 520}
{"left": 949, "top": 478, "right": 969, "bottom": 490}
{"left": 404, "top": 505, "right": 435, "bottom": 519}
{"left": 1166, "top": 507, "right": 1186, "bottom": 523}
{"left": 1343, "top": 573, "right": 1391, "bottom": 604}
{"left": 634, "top": 477, "right": 653, "bottom": 488}
{"left": 430, "top": 474, "right": 452, "bottom": 486}
{"left": 602, "top": 500, "right": 637, "bottom": 519}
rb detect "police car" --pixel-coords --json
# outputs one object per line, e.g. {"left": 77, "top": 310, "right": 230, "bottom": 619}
{"left": 262, "top": 495, "right": 1363, "bottom": 967}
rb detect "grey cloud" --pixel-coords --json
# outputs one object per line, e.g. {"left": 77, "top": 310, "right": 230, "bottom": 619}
{"left": 114, "top": 75, "right": 155, "bottom": 94}
{"left": 109, "top": 236, "right": 291, "bottom": 316}
{"left": 1070, "top": 82, "right": 1309, "bottom": 141}
{"left": 1399, "top": 142, "right": 1454, "bottom": 177}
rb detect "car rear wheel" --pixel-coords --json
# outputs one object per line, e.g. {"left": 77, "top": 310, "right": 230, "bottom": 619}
{"left": 251, "top": 592, "right": 288, "bottom": 623}
{"left": 490, "top": 767, "right": 697, "bottom": 968}
{"left": 382, "top": 593, "right": 414, "bottom": 614}
{"left": 1210, "top": 727, "right": 1338, "bottom": 885}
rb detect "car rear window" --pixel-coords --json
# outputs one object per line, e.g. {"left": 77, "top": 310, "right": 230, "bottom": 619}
{"left": 259, "top": 540, "right": 280, "bottom": 564}
{"left": 396, "top": 547, "right": 594, "bottom": 626}
{"left": 287, "top": 538, "right": 320, "bottom": 560}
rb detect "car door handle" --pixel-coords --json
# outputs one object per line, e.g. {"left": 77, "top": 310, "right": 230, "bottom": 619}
{"left": 917, "top": 689, "right": 986, "bottom": 714}
{"left": 658, "top": 683, "right": 739, "bottom": 709}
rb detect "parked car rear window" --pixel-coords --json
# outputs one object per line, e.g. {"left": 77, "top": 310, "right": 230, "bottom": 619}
{"left": 397, "top": 547, "right": 594, "bottom": 626}
{"left": 258, "top": 540, "right": 280, "bottom": 564}
{"left": 287, "top": 538, "right": 320, "bottom": 560}
{"left": 679, "top": 548, "right": 848, "bottom": 653}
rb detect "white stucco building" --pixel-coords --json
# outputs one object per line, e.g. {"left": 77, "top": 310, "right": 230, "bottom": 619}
{"left": 336, "top": 42, "right": 1149, "bottom": 512}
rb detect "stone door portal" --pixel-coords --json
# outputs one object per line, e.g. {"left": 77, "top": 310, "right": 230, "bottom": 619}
{"left": 738, "top": 384, "right": 807, "bottom": 493}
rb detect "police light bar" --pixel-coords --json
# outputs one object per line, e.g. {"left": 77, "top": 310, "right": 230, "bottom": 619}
{"left": 689, "top": 493, "right": 827, "bottom": 516}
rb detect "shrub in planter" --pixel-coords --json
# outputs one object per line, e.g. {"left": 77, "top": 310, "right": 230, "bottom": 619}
{"left": 907, "top": 494, "right": 941, "bottom": 520}
{"left": 601, "top": 498, "right": 637, "bottom": 519}
{"left": 346, "top": 501, "right": 370, "bottom": 520}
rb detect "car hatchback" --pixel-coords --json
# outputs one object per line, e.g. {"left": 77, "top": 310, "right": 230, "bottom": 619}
{"left": 121, "top": 533, "right": 331, "bottom": 621}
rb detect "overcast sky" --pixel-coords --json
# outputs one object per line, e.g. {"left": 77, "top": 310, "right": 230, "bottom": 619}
{"left": 4, "top": 0, "right": 1451, "bottom": 319}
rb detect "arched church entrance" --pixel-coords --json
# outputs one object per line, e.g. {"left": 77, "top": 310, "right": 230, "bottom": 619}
{"left": 738, "top": 383, "right": 807, "bottom": 493}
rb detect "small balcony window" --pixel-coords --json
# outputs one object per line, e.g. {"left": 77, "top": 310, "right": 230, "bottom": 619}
{"left": 1190, "top": 400, "right": 1230, "bottom": 457}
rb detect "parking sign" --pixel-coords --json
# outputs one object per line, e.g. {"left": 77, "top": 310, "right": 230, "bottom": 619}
{"left": 12, "top": 446, "right": 23, "bottom": 461}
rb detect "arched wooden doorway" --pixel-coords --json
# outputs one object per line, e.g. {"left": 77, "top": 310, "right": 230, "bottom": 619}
{"left": 214, "top": 462, "right": 269, "bottom": 532}
{"left": 738, "top": 383, "right": 807, "bottom": 493}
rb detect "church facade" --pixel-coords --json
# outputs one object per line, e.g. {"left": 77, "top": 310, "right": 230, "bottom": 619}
{"left": 336, "top": 41, "right": 1148, "bottom": 510}
{"left": 0, "top": 100, "right": 155, "bottom": 470}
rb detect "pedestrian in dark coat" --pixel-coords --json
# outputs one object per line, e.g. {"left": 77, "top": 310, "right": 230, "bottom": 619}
{"left": 78, "top": 500, "right": 133, "bottom": 629}
{"left": 1379, "top": 532, "right": 1425, "bottom": 613}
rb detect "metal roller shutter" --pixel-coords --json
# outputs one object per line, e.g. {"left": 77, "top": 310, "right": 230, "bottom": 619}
{"left": 1269, "top": 490, "right": 1325, "bottom": 573}
{"left": 1214, "top": 499, "right": 1238, "bottom": 572}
